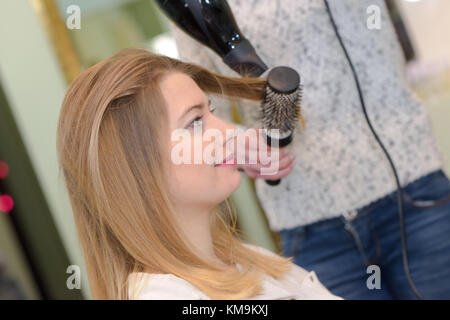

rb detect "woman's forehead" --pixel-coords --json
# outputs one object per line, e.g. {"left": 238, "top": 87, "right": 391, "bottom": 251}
{"left": 159, "top": 73, "right": 208, "bottom": 117}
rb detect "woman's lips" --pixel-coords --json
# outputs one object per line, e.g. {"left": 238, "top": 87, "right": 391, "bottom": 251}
{"left": 214, "top": 153, "right": 236, "bottom": 167}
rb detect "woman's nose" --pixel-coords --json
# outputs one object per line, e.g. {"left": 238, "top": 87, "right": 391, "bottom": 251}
{"left": 211, "top": 113, "right": 237, "bottom": 135}
{"left": 210, "top": 115, "right": 238, "bottom": 148}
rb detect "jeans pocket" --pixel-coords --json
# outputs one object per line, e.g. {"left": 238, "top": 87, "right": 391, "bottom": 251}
{"left": 402, "top": 170, "right": 450, "bottom": 209}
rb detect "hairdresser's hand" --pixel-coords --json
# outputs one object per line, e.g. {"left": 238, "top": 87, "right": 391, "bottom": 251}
{"left": 236, "top": 128, "right": 296, "bottom": 180}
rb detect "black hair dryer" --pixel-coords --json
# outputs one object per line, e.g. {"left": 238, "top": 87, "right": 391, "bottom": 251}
{"left": 154, "top": 0, "right": 268, "bottom": 77}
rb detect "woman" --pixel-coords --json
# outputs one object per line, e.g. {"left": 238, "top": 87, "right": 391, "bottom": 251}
{"left": 56, "top": 48, "right": 342, "bottom": 300}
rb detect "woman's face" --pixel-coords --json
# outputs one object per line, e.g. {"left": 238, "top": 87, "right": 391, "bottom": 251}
{"left": 160, "top": 72, "right": 241, "bottom": 210}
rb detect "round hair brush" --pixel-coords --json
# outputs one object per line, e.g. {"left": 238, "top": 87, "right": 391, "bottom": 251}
{"left": 259, "top": 66, "right": 303, "bottom": 186}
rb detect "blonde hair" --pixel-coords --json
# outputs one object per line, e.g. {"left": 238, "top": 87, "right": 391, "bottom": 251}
{"left": 57, "top": 48, "right": 295, "bottom": 300}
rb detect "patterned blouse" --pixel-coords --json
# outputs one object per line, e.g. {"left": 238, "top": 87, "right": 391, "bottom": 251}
{"left": 170, "top": 0, "right": 445, "bottom": 231}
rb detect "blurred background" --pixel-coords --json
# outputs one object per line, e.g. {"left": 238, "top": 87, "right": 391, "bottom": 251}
{"left": 0, "top": 0, "right": 448, "bottom": 299}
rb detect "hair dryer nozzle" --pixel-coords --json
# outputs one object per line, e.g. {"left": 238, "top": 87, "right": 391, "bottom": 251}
{"left": 223, "top": 39, "right": 268, "bottom": 77}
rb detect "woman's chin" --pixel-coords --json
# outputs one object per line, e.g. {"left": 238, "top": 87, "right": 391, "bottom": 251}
{"left": 212, "top": 173, "right": 241, "bottom": 205}
{"left": 211, "top": 165, "right": 242, "bottom": 200}
{"left": 220, "top": 168, "right": 242, "bottom": 194}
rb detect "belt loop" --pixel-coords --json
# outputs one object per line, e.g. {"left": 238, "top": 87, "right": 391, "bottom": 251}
{"left": 341, "top": 209, "right": 370, "bottom": 266}
{"left": 342, "top": 209, "right": 358, "bottom": 221}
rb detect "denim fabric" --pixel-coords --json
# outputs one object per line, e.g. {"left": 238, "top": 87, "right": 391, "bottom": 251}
{"left": 279, "top": 169, "right": 450, "bottom": 299}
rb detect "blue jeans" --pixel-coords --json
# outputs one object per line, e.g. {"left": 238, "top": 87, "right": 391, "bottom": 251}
{"left": 279, "top": 169, "right": 450, "bottom": 299}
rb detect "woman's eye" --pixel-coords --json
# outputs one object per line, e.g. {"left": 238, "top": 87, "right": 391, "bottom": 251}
{"left": 189, "top": 116, "right": 203, "bottom": 128}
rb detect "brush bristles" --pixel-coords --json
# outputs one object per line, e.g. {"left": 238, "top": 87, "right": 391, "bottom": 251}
{"left": 258, "top": 85, "right": 303, "bottom": 134}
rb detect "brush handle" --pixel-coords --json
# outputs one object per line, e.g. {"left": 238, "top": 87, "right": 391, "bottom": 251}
{"left": 265, "top": 179, "right": 281, "bottom": 186}
{"left": 262, "top": 130, "right": 294, "bottom": 186}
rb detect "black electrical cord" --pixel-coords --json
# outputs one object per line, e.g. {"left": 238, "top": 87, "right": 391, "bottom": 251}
{"left": 323, "top": 0, "right": 423, "bottom": 299}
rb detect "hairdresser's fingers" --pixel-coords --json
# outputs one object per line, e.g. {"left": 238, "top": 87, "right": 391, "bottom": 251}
{"left": 243, "top": 168, "right": 263, "bottom": 179}
{"left": 244, "top": 158, "right": 296, "bottom": 180}
{"left": 240, "top": 151, "right": 295, "bottom": 172}
{"left": 246, "top": 164, "right": 294, "bottom": 180}
{"left": 240, "top": 143, "right": 289, "bottom": 165}
{"left": 261, "top": 161, "right": 296, "bottom": 180}
{"left": 236, "top": 129, "right": 291, "bottom": 165}
{"left": 264, "top": 150, "right": 295, "bottom": 170}
{"left": 239, "top": 128, "right": 272, "bottom": 153}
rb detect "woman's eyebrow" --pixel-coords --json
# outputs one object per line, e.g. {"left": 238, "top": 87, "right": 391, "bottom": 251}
{"left": 178, "top": 99, "right": 211, "bottom": 125}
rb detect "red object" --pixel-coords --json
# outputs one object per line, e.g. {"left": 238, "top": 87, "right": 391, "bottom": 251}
{"left": 0, "top": 194, "right": 14, "bottom": 213}
{"left": 0, "top": 161, "right": 9, "bottom": 179}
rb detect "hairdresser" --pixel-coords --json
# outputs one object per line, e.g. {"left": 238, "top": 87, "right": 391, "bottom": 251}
{"left": 170, "top": 0, "right": 450, "bottom": 299}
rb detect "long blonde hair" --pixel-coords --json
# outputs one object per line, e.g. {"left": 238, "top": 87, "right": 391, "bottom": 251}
{"left": 57, "top": 48, "right": 294, "bottom": 300}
